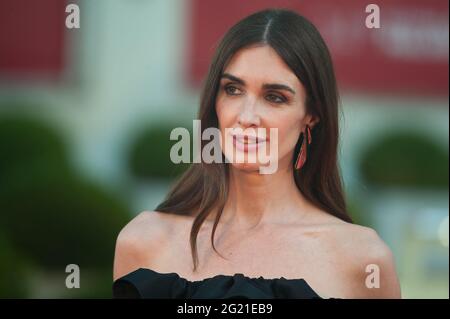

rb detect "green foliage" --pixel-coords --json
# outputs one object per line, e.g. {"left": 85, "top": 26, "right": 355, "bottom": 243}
{"left": 64, "top": 268, "right": 114, "bottom": 298}
{"left": 0, "top": 165, "right": 130, "bottom": 270}
{"left": 0, "top": 115, "right": 69, "bottom": 180}
{"left": 346, "top": 196, "right": 372, "bottom": 227}
{"left": 359, "top": 131, "right": 449, "bottom": 190}
{"left": 128, "top": 123, "right": 190, "bottom": 180}
{"left": 0, "top": 233, "right": 30, "bottom": 298}
{"left": 0, "top": 115, "right": 131, "bottom": 272}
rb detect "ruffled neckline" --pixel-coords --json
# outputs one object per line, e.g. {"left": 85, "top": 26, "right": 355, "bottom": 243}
{"left": 142, "top": 268, "right": 304, "bottom": 283}
{"left": 113, "top": 268, "right": 324, "bottom": 299}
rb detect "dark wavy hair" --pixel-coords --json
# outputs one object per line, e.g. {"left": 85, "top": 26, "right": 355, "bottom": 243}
{"left": 156, "top": 8, "right": 353, "bottom": 271}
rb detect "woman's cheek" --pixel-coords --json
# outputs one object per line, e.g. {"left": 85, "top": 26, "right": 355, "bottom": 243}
{"left": 277, "top": 128, "right": 298, "bottom": 156}
{"left": 215, "top": 101, "right": 228, "bottom": 124}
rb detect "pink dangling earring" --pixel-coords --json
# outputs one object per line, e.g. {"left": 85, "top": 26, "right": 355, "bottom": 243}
{"left": 295, "top": 125, "right": 312, "bottom": 170}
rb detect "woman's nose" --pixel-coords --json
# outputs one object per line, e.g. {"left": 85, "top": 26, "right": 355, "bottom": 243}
{"left": 237, "top": 101, "right": 260, "bottom": 127}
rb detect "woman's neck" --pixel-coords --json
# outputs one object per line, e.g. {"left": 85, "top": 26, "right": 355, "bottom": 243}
{"left": 219, "top": 163, "right": 311, "bottom": 230}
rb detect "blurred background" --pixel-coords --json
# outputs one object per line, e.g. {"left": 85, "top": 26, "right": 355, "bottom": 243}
{"left": 0, "top": 0, "right": 448, "bottom": 298}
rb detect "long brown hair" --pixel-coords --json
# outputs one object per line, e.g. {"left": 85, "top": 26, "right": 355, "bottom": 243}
{"left": 156, "top": 8, "right": 353, "bottom": 271}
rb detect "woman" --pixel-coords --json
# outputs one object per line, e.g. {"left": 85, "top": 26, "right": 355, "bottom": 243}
{"left": 113, "top": 8, "right": 401, "bottom": 299}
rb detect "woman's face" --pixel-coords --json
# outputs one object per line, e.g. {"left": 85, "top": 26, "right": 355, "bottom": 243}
{"left": 216, "top": 44, "right": 316, "bottom": 173}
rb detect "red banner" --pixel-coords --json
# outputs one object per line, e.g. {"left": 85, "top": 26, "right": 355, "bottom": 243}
{"left": 0, "top": 0, "right": 66, "bottom": 79}
{"left": 187, "top": 0, "right": 449, "bottom": 96}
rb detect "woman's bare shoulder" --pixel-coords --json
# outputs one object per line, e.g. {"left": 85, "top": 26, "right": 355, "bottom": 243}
{"left": 323, "top": 221, "right": 402, "bottom": 298}
{"left": 113, "top": 211, "right": 187, "bottom": 280}
{"left": 303, "top": 211, "right": 392, "bottom": 256}
{"left": 291, "top": 210, "right": 401, "bottom": 298}
{"left": 116, "top": 211, "right": 171, "bottom": 243}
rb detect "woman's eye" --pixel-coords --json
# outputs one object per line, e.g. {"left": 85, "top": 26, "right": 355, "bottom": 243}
{"left": 222, "top": 85, "right": 286, "bottom": 104}
{"left": 266, "top": 94, "right": 286, "bottom": 104}
{"left": 224, "top": 85, "right": 241, "bottom": 95}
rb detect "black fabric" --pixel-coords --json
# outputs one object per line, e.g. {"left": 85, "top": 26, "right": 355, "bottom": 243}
{"left": 113, "top": 268, "right": 323, "bottom": 299}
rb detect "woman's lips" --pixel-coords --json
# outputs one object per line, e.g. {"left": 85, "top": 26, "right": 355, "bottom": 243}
{"left": 232, "top": 135, "right": 267, "bottom": 152}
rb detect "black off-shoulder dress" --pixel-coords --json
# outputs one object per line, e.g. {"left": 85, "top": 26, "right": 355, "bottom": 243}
{"left": 112, "top": 268, "right": 323, "bottom": 299}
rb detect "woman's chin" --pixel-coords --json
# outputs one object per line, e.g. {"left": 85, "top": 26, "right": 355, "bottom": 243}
{"left": 229, "top": 162, "right": 263, "bottom": 172}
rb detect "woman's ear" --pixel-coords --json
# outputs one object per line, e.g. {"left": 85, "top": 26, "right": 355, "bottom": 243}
{"left": 305, "top": 115, "right": 320, "bottom": 129}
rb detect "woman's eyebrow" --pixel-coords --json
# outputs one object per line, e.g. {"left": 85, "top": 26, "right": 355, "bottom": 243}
{"left": 221, "top": 73, "right": 296, "bottom": 95}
